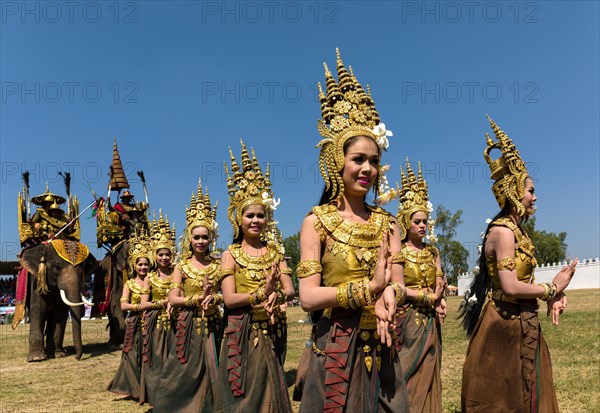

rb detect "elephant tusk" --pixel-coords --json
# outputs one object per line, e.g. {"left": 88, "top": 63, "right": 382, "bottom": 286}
{"left": 81, "top": 294, "right": 93, "bottom": 306}
{"left": 60, "top": 289, "right": 84, "bottom": 307}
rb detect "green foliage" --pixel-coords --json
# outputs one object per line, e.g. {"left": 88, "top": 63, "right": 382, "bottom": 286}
{"left": 434, "top": 205, "right": 469, "bottom": 285}
{"left": 283, "top": 231, "right": 301, "bottom": 291}
{"left": 521, "top": 217, "right": 568, "bottom": 264}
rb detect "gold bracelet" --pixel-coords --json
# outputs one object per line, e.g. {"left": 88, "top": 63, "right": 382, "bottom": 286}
{"left": 213, "top": 293, "right": 223, "bottom": 306}
{"left": 362, "top": 280, "right": 375, "bottom": 305}
{"left": 248, "top": 292, "right": 258, "bottom": 307}
{"left": 390, "top": 282, "right": 406, "bottom": 306}
{"left": 134, "top": 304, "right": 141, "bottom": 312}
{"left": 184, "top": 295, "right": 196, "bottom": 307}
{"left": 427, "top": 292, "right": 435, "bottom": 308}
{"left": 255, "top": 286, "right": 268, "bottom": 303}
{"left": 347, "top": 282, "right": 359, "bottom": 309}
{"left": 336, "top": 283, "right": 350, "bottom": 308}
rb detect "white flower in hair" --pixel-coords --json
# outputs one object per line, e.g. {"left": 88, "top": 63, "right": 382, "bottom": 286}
{"left": 485, "top": 218, "right": 492, "bottom": 224}
{"left": 426, "top": 201, "right": 434, "bottom": 213}
{"left": 372, "top": 123, "right": 393, "bottom": 151}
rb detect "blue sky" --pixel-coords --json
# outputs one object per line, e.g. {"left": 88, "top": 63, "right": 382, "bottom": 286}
{"left": 1, "top": 1, "right": 598, "bottom": 268}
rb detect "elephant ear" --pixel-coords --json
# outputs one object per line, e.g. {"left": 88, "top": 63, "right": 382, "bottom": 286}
{"left": 18, "top": 245, "right": 45, "bottom": 276}
{"left": 81, "top": 253, "right": 98, "bottom": 280}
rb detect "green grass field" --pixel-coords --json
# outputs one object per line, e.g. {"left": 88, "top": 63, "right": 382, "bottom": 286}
{"left": 1, "top": 290, "right": 598, "bottom": 412}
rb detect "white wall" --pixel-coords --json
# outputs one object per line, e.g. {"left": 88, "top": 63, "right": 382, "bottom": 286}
{"left": 458, "top": 258, "right": 600, "bottom": 296}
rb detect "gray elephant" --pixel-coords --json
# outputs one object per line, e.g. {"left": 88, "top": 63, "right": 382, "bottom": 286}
{"left": 92, "top": 240, "right": 129, "bottom": 348}
{"left": 18, "top": 240, "right": 97, "bottom": 361}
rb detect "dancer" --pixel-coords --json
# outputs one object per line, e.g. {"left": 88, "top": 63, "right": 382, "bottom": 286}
{"left": 394, "top": 159, "right": 445, "bottom": 412}
{"left": 460, "top": 116, "right": 577, "bottom": 412}
{"left": 216, "top": 141, "right": 295, "bottom": 413}
{"left": 153, "top": 184, "right": 222, "bottom": 413}
{"left": 139, "top": 211, "right": 176, "bottom": 405}
{"left": 108, "top": 232, "right": 152, "bottom": 400}
{"left": 297, "top": 48, "right": 408, "bottom": 412}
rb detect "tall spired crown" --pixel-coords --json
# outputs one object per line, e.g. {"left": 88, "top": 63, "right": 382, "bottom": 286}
{"left": 483, "top": 115, "right": 529, "bottom": 216}
{"left": 224, "top": 140, "right": 279, "bottom": 240}
{"left": 109, "top": 138, "right": 130, "bottom": 192}
{"left": 128, "top": 230, "right": 154, "bottom": 270}
{"left": 396, "top": 159, "right": 433, "bottom": 240}
{"left": 149, "top": 210, "right": 176, "bottom": 256}
{"left": 316, "top": 48, "right": 393, "bottom": 202}
{"left": 185, "top": 180, "right": 218, "bottom": 233}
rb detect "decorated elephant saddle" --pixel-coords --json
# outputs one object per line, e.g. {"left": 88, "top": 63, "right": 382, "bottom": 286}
{"left": 49, "top": 239, "right": 90, "bottom": 266}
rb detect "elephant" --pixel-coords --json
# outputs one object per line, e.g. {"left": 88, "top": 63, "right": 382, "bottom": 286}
{"left": 19, "top": 240, "right": 97, "bottom": 361}
{"left": 92, "top": 240, "right": 129, "bottom": 348}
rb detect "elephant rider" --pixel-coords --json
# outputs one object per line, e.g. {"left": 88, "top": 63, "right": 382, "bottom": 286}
{"left": 31, "top": 199, "right": 75, "bottom": 241}
{"left": 111, "top": 191, "right": 148, "bottom": 237}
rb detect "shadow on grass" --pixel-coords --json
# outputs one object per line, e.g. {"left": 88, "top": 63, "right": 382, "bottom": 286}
{"left": 80, "top": 342, "right": 122, "bottom": 359}
{"left": 285, "top": 368, "right": 297, "bottom": 388}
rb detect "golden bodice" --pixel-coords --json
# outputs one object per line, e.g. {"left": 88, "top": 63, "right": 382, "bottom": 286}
{"left": 147, "top": 272, "right": 172, "bottom": 301}
{"left": 400, "top": 244, "right": 438, "bottom": 290}
{"left": 312, "top": 204, "right": 393, "bottom": 288}
{"left": 486, "top": 217, "right": 537, "bottom": 292}
{"left": 126, "top": 278, "right": 148, "bottom": 305}
{"left": 228, "top": 244, "right": 284, "bottom": 294}
{"left": 177, "top": 259, "right": 220, "bottom": 297}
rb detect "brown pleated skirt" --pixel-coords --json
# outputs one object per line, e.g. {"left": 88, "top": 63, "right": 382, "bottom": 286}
{"left": 215, "top": 307, "right": 291, "bottom": 413}
{"left": 139, "top": 308, "right": 173, "bottom": 405}
{"left": 298, "top": 308, "right": 409, "bottom": 413}
{"left": 153, "top": 308, "right": 222, "bottom": 413}
{"left": 108, "top": 312, "right": 143, "bottom": 400}
{"left": 462, "top": 299, "right": 559, "bottom": 413}
{"left": 396, "top": 307, "right": 442, "bottom": 413}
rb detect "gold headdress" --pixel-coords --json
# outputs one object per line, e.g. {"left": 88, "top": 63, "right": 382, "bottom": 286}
{"left": 396, "top": 159, "right": 435, "bottom": 241}
{"left": 180, "top": 180, "right": 218, "bottom": 259}
{"left": 484, "top": 115, "right": 529, "bottom": 217}
{"left": 149, "top": 210, "right": 176, "bottom": 256}
{"left": 316, "top": 48, "right": 394, "bottom": 201}
{"left": 128, "top": 230, "right": 154, "bottom": 272}
{"left": 224, "top": 140, "right": 280, "bottom": 240}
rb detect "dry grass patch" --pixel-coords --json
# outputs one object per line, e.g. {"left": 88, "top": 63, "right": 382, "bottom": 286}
{"left": 1, "top": 290, "right": 598, "bottom": 412}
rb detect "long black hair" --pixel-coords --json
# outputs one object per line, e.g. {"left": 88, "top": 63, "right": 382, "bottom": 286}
{"left": 458, "top": 208, "right": 507, "bottom": 337}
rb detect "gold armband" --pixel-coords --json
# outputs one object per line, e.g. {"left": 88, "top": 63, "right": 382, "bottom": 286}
{"left": 170, "top": 282, "right": 183, "bottom": 290}
{"left": 436, "top": 271, "right": 444, "bottom": 278}
{"left": 120, "top": 297, "right": 128, "bottom": 303}
{"left": 390, "top": 282, "right": 406, "bottom": 306}
{"left": 296, "top": 260, "right": 322, "bottom": 278}
{"left": 220, "top": 269, "right": 235, "bottom": 278}
{"left": 391, "top": 252, "right": 405, "bottom": 265}
{"left": 280, "top": 268, "right": 293, "bottom": 276}
{"left": 497, "top": 256, "right": 516, "bottom": 271}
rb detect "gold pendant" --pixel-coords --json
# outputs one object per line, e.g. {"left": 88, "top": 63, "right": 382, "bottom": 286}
{"left": 253, "top": 336, "right": 259, "bottom": 347}
{"left": 365, "top": 355, "right": 373, "bottom": 372}
{"left": 376, "top": 356, "right": 381, "bottom": 371}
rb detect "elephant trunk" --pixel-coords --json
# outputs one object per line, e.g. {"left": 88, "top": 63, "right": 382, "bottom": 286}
{"left": 69, "top": 305, "right": 84, "bottom": 360}
{"left": 58, "top": 267, "right": 85, "bottom": 360}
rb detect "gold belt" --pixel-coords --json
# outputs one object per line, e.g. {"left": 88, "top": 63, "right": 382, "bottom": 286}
{"left": 490, "top": 289, "right": 518, "bottom": 303}
{"left": 322, "top": 306, "right": 377, "bottom": 330}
